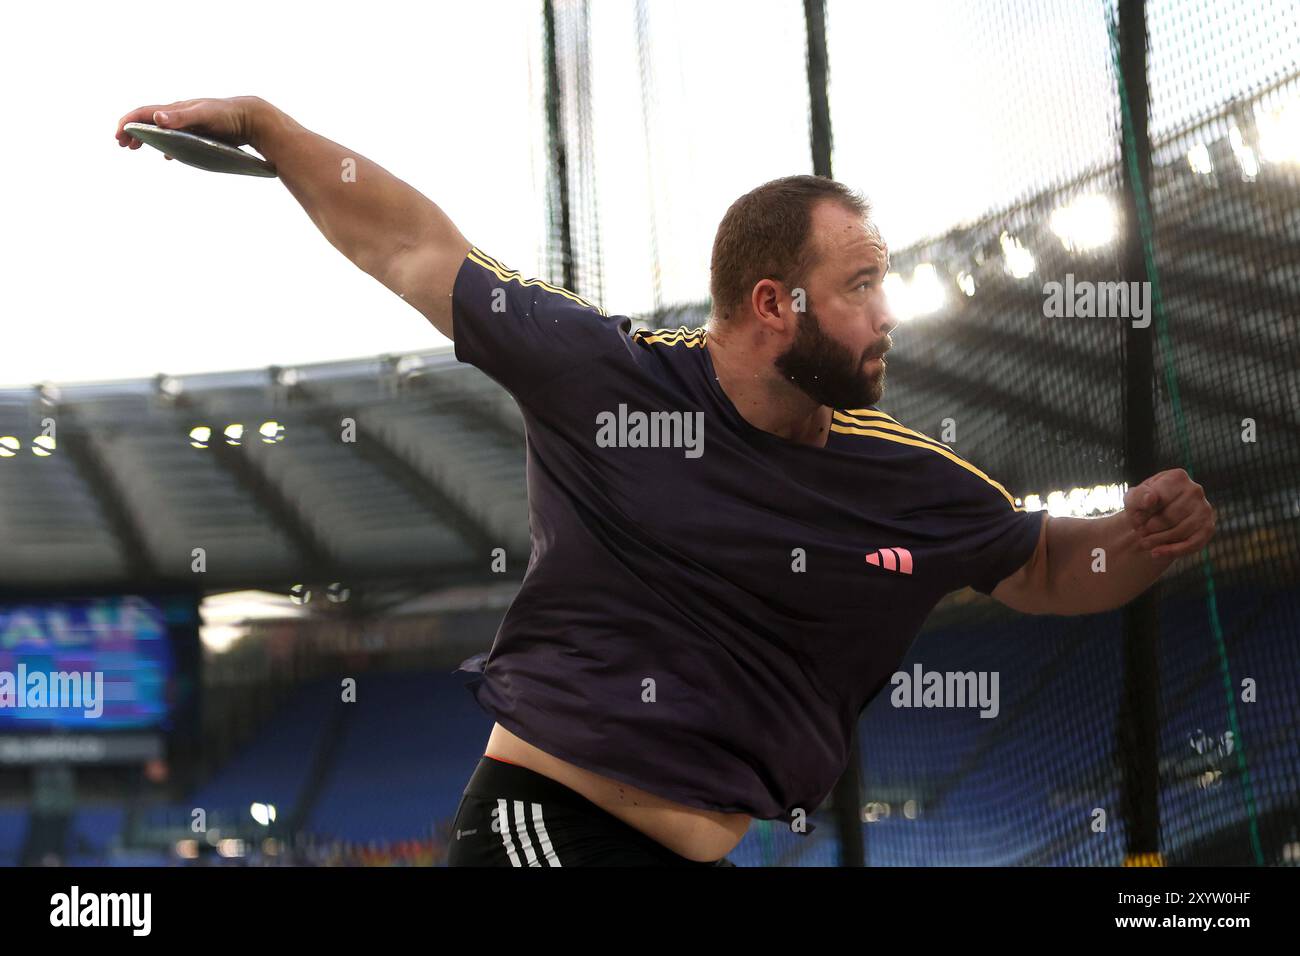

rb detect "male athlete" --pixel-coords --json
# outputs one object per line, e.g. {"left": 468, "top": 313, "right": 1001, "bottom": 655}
{"left": 117, "top": 97, "right": 1216, "bottom": 867}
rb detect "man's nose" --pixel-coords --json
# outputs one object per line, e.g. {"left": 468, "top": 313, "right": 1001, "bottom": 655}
{"left": 875, "top": 301, "right": 899, "bottom": 337}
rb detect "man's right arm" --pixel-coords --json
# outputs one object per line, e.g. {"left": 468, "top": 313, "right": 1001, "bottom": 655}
{"left": 249, "top": 99, "right": 469, "bottom": 339}
{"left": 117, "top": 97, "right": 626, "bottom": 391}
{"left": 116, "top": 96, "right": 467, "bottom": 338}
{"left": 249, "top": 98, "right": 626, "bottom": 398}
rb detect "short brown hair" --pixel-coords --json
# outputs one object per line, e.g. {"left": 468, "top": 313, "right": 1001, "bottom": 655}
{"left": 709, "top": 174, "right": 870, "bottom": 321}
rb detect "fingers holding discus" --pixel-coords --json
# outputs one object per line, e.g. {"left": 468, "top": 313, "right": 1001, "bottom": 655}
{"left": 116, "top": 98, "right": 276, "bottom": 177}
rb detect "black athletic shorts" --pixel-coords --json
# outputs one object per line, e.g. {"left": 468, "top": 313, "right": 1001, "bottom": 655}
{"left": 445, "top": 756, "right": 738, "bottom": 867}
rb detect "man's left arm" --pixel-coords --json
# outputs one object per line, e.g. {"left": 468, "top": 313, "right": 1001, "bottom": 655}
{"left": 991, "top": 468, "right": 1216, "bottom": 616}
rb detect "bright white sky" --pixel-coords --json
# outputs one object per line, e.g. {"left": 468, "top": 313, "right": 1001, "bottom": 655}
{"left": 2, "top": 0, "right": 1290, "bottom": 388}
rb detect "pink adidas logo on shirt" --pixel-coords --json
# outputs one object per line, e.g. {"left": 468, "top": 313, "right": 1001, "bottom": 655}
{"left": 865, "top": 547, "right": 913, "bottom": 575}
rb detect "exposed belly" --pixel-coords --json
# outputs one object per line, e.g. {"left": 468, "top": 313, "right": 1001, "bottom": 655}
{"left": 484, "top": 722, "right": 751, "bottom": 862}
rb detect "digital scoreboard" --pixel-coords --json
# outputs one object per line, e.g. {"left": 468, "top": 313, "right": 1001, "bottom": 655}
{"left": 0, "top": 593, "right": 200, "bottom": 764}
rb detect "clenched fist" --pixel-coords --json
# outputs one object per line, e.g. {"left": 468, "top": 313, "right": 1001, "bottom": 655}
{"left": 1124, "top": 468, "right": 1215, "bottom": 560}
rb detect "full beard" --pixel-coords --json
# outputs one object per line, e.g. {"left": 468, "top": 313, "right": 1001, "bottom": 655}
{"left": 773, "top": 306, "right": 887, "bottom": 409}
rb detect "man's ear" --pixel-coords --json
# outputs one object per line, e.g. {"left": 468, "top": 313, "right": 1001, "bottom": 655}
{"left": 749, "top": 278, "right": 787, "bottom": 331}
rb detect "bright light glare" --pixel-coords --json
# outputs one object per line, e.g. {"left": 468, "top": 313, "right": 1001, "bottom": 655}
{"left": 1000, "top": 232, "right": 1036, "bottom": 279}
{"left": 1022, "top": 484, "right": 1126, "bottom": 517}
{"left": 1237, "top": 147, "right": 1261, "bottom": 178}
{"left": 217, "top": 839, "right": 246, "bottom": 859}
{"left": 909, "top": 263, "right": 947, "bottom": 316}
{"left": 200, "top": 591, "right": 310, "bottom": 654}
{"left": 1256, "top": 97, "right": 1300, "bottom": 165}
{"left": 1049, "top": 194, "right": 1118, "bottom": 252}
{"left": 1187, "top": 143, "right": 1213, "bottom": 175}
{"left": 1229, "top": 121, "right": 1260, "bottom": 179}
{"left": 882, "top": 263, "right": 948, "bottom": 321}
{"left": 883, "top": 273, "right": 910, "bottom": 319}
{"left": 200, "top": 625, "right": 244, "bottom": 653}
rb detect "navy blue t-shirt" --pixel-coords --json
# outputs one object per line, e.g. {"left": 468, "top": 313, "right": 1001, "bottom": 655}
{"left": 452, "top": 246, "right": 1045, "bottom": 826}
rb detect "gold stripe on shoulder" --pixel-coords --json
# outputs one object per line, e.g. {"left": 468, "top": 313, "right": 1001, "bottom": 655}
{"left": 466, "top": 246, "right": 608, "bottom": 316}
{"left": 829, "top": 422, "right": 1021, "bottom": 510}
{"left": 834, "top": 409, "right": 954, "bottom": 451}
{"left": 633, "top": 326, "right": 708, "bottom": 348}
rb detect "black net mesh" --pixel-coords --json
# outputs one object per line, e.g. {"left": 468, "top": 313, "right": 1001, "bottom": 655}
{"left": 1142, "top": 0, "right": 1300, "bottom": 865}
{"left": 544, "top": 0, "right": 604, "bottom": 304}
{"left": 849, "top": 0, "right": 1299, "bottom": 867}
{"left": 832, "top": 0, "right": 1134, "bottom": 867}
{"left": 538, "top": 0, "right": 1298, "bottom": 866}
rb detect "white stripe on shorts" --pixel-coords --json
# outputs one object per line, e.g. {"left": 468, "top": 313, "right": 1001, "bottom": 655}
{"left": 531, "top": 802, "right": 561, "bottom": 867}
{"left": 495, "top": 798, "right": 522, "bottom": 867}
{"left": 512, "top": 799, "right": 541, "bottom": 866}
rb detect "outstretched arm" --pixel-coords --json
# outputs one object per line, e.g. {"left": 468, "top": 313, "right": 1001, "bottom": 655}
{"left": 991, "top": 468, "right": 1215, "bottom": 616}
{"left": 116, "top": 96, "right": 469, "bottom": 338}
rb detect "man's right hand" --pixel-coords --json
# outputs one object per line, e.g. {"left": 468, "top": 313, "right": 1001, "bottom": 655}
{"left": 115, "top": 96, "right": 269, "bottom": 154}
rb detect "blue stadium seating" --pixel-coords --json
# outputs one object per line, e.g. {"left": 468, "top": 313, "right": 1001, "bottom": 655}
{"left": 306, "top": 670, "right": 491, "bottom": 842}
{"left": 189, "top": 676, "right": 342, "bottom": 815}
{"left": 0, "top": 810, "right": 26, "bottom": 865}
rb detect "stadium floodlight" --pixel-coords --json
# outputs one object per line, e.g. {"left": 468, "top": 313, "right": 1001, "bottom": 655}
{"left": 1021, "top": 484, "right": 1126, "bottom": 517}
{"left": 203, "top": 590, "right": 311, "bottom": 623}
{"left": 862, "top": 801, "right": 890, "bottom": 823}
{"left": 199, "top": 624, "right": 244, "bottom": 653}
{"left": 1187, "top": 143, "right": 1214, "bottom": 175}
{"left": 883, "top": 263, "right": 948, "bottom": 322}
{"left": 999, "top": 232, "right": 1036, "bottom": 278}
{"left": 909, "top": 263, "right": 947, "bottom": 317}
{"left": 394, "top": 355, "right": 425, "bottom": 378}
{"left": 883, "top": 272, "right": 911, "bottom": 320}
{"left": 200, "top": 591, "right": 311, "bottom": 652}
{"left": 1228, "top": 121, "right": 1260, "bottom": 180}
{"left": 156, "top": 375, "right": 183, "bottom": 400}
{"left": 1257, "top": 96, "right": 1300, "bottom": 165}
{"left": 1049, "top": 194, "right": 1118, "bottom": 252}
{"left": 273, "top": 367, "right": 300, "bottom": 388}
{"left": 217, "top": 839, "right": 247, "bottom": 858}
